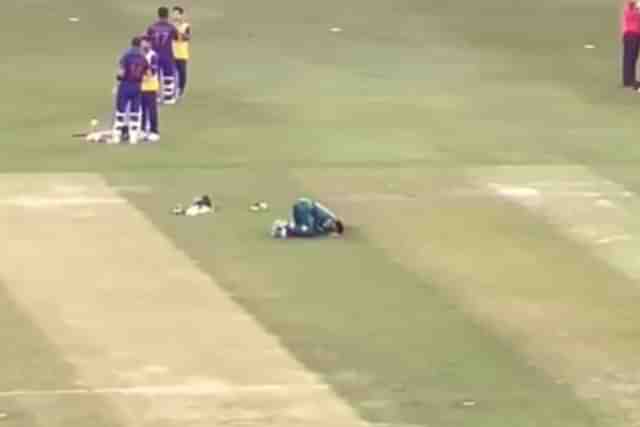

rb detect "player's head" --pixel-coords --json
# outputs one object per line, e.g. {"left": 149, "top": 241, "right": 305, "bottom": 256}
{"left": 140, "top": 36, "right": 151, "bottom": 52}
{"left": 335, "top": 220, "right": 344, "bottom": 235}
{"left": 131, "top": 36, "right": 142, "bottom": 48}
{"left": 172, "top": 6, "right": 185, "bottom": 19}
{"left": 158, "top": 6, "right": 170, "bottom": 20}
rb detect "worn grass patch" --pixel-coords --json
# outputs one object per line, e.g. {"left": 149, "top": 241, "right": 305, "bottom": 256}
{"left": 0, "top": 278, "right": 123, "bottom": 427}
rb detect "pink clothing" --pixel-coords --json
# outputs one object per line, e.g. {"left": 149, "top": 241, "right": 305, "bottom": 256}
{"left": 623, "top": 2, "right": 640, "bottom": 35}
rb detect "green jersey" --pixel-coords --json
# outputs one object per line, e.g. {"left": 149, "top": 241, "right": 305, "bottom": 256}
{"left": 290, "top": 198, "right": 338, "bottom": 237}
{"left": 311, "top": 201, "right": 337, "bottom": 233}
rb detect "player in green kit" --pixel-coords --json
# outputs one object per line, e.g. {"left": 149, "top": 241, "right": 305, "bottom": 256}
{"left": 272, "top": 198, "right": 344, "bottom": 239}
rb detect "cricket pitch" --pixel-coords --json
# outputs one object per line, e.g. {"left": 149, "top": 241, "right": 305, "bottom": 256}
{"left": 0, "top": 174, "right": 365, "bottom": 427}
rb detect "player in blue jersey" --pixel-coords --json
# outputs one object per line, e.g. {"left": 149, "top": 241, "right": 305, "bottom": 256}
{"left": 113, "top": 37, "right": 148, "bottom": 144}
{"left": 146, "top": 7, "right": 179, "bottom": 104}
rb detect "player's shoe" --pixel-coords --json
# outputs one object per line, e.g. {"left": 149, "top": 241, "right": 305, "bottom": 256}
{"left": 147, "top": 133, "right": 160, "bottom": 142}
{"left": 163, "top": 98, "right": 177, "bottom": 105}
{"left": 129, "top": 131, "right": 140, "bottom": 144}
{"left": 271, "top": 220, "right": 289, "bottom": 239}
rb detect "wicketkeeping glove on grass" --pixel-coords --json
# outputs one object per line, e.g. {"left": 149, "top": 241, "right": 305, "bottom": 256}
{"left": 172, "top": 195, "right": 214, "bottom": 216}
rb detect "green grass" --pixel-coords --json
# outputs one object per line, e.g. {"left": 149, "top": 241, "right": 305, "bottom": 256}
{"left": 5, "top": 0, "right": 640, "bottom": 172}
{"left": 5, "top": 0, "right": 640, "bottom": 425}
{"left": 108, "top": 170, "right": 614, "bottom": 427}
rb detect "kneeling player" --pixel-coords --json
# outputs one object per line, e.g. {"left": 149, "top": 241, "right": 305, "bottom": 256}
{"left": 272, "top": 198, "right": 344, "bottom": 239}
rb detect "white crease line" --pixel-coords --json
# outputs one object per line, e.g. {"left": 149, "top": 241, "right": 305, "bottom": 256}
{"left": 552, "top": 191, "right": 601, "bottom": 198}
{"left": 52, "top": 185, "right": 87, "bottom": 194}
{"left": 595, "top": 235, "right": 633, "bottom": 245}
{"left": 487, "top": 183, "right": 540, "bottom": 198}
{"left": 525, "top": 181, "right": 600, "bottom": 188}
{"left": 111, "top": 185, "right": 153, "bottom": 194}
{"left": 0, "top": 383, "right": 330, "bottom": 398}
{"left": 1, "top": 197, "right": 126, "bottom": 208}
{"left": 595, "top": 199, "right": 615, "bottom": 208}
{"left": 488, "top": 184, "right": 632, "bottom": 200}
{"left": 370, "top": 424, "right": 426, "bottom": 427}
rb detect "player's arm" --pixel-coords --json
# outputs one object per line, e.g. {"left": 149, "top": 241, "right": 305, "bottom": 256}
{"left": 172, "top": 26, "right": 180, "bottom": 41}
{"left": 116, "top": 56, "right": 126, "bottom": 81}
{"left": 313, "top": 202, "right": 338, "bottom": 221}
{"left": 182, "top": 24, "right": 191, "bottom": 41}
{"left": 150, "top": 54, "right": 159, "bottom": 75}
{"left": 312, "top": 202, "right": 343, "bottom": 234}
{"left": 141, "top": 60, "right": 150, "bottom": 77}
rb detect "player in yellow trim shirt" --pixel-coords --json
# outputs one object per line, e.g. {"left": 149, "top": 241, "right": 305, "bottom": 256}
{"left": 172, "top": 6, "right": 191, "bottom": 98}
{"left": 141, "top": 37, "right": 160, "bottom": 141}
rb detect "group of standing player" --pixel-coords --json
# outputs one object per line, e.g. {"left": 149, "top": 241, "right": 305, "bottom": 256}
{"left": 113, "top": 6, "right": 191, "bottom": 144}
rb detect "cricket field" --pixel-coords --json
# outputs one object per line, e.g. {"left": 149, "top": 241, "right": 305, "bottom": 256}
{"left": 3, "top": 0, "right": 640, "bottom": 426}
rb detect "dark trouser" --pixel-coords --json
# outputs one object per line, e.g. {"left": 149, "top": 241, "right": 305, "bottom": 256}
{"left": 157, "top": 55, "right": 176, "bottom": 78}
{"left": 623, "top": 33, "right": 640, "bottom": 87}
{"left": 141, "top": 91, "right": 158, "bottom": 133}
{"left": 115, "top": 82, "right": 141, "bottom": 113}
{"left": 176, "top": 59, "right": 188, "bottom": 95}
